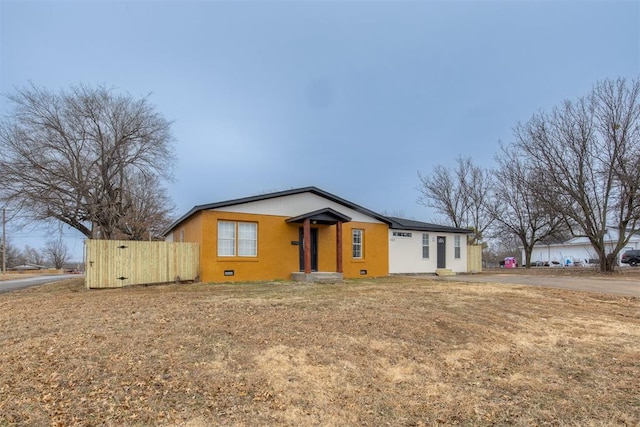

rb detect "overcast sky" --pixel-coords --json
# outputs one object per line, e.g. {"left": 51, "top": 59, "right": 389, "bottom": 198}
{"left": 1, "top": 0, "right": 639, "bottom": 261}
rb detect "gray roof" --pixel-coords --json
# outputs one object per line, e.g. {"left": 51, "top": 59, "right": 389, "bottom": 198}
{"left": 386, "top": 217, "right": 473, "bottom": 234}
{"left": 164, "top": 187, "right": 472, "bottom": 237}
{"left": 163, "top": 186, "right": 391, "bottom": 235}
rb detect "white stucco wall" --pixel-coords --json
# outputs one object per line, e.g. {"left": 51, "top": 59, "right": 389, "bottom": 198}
{"left": 388, "top": 229, "right": 468, "bottom": 274}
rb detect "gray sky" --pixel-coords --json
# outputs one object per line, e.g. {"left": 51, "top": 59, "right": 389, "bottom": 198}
{"left": 1, "top": 0, "right": 639, "bottom": 261}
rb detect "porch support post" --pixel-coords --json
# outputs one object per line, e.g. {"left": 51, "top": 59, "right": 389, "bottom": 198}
{"left": 336, "top": 221, "right": 343, "bottom": 273}
{"left": 303, "top": 218, "right": 311, "bottom": 274}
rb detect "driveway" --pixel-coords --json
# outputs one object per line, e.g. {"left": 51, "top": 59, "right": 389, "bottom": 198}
{"left": 0, "top": 274, "right": 81, "bottom": 294}
{"left": 437, "top": 271, "right": 640, "bottom": 297}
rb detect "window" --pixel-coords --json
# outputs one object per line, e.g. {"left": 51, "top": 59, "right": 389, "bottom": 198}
{"left": 218, "top": 221, "right": 236, "bottom": 256}
{"left": 218, "top": 221, "right": 257, "bottom": 257}
{"left": 454, "top": 235, "right": 461, "bottom": 259}
{"left": 352, "top": 229, "right": 363, "bottom": 259}
{"left": 238, "top": 222, "right": 257, "bottom": 256}
{"left": 422, "top": 233, "right": 429, "bottom": 259}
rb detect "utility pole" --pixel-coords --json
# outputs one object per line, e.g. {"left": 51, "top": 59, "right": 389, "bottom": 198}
{"left": 2, "top": 208, "right": 5, "bottom": 274}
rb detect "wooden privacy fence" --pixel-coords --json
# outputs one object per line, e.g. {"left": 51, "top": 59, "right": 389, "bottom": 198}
{"left": 467, "top": 245, "right": 483, "bottom": 273}
{"left": 85, "top": 240, "right": 199, "bottom": 289}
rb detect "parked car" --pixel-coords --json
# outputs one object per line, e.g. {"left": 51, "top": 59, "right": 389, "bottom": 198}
{"left": 621, "top": 250, "right": 640, "bottom": 266}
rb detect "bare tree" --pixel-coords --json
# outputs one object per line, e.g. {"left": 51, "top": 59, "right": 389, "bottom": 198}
{"left": 23, "top": 245, "right": 46, "bottom": 266}
{"left": 380, "top": 209, "right": 408, "bottom": 219}
{"left": 1, "top": 239, "right": 25, "bottom": 268}
{"left": 417, "top": 156, "right": 496, "bottom": 244}
{"left": 490, "top": 144, "right": 568, "bottom": 268}
{"left": 43, "top": 238, "right": 69, "bottom": 269}
{"left": 117, "top": 172, "right": 175, "bottom": 240}
{"left": 484, "top": 232, "right": 521, "bottom": 267}
{"left": 0, "top": 84, "right": 176, "bottom": 240}
{"left": 514, "top": 77, "right": 640, "bottom": 272}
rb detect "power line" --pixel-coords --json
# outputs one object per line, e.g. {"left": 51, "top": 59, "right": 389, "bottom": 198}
{"left": 2, "top": 208, "right": 6, "bottom": 273}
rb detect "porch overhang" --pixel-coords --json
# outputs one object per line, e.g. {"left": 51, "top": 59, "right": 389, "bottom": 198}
{"left": 285, "top": 208, "right": 352, "bottom": 225}
{"left": 286, "top": 208, "right": 351, "bottom": 275}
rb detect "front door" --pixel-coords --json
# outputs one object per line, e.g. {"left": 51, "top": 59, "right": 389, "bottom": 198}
{"left": 437, "top": 236, "right": 446, "bottom": 268}
{"left": 299, "top": 227, "right": 318, "bottom": 271}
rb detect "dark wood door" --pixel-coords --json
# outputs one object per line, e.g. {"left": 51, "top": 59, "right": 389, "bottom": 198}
{"left": 299, "top": 228, "right": 318, "bottom": 271}
{"left": 437, "top": 236, "right": 446, "bottom": 269}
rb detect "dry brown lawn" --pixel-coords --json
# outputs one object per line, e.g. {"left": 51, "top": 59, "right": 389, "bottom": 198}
{"left": 0, "top": 276, "right": 638, "bottom": 426}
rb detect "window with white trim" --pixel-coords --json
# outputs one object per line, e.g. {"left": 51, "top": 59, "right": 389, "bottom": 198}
{"left": 454, "top": 235, "right": 461, "bottom": 259}
{"left": 218, "top": 221, "right": 257, "bottom": 257}
{"left": 422, "top": 233, "right": 429, "bottom": 259}
{"left": 238, "top": 222, "right": 257, "bottom": 256}
{"left": 352, "top": 229, "right": 363, "bottom": 259}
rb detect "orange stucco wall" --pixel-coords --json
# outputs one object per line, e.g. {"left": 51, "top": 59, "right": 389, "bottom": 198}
{"left": 340, "top": 222, "right": 389, "bottom": 279}
{"left": 173, "top": 211, "right": 203, "bottom": 244}
{"left": 173, "top": 211, "right": 389, "bottom": 282}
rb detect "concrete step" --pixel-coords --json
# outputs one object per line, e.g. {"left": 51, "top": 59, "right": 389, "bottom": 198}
{"left": 291, "top": 272, "right": 344, "bottom": 283}
{"left": 435, "top": 268, "right": 456, "bottom": 276}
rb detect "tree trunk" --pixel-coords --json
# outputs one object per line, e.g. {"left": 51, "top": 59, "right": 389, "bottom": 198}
{"left": 601, "top": 253, "right": 617, "bottom": 272}
{"left": 595, "top": 247, "right": 617, "bottom": 272}
{"left": 523, "top": 246, "right": 533, "bottom": 269}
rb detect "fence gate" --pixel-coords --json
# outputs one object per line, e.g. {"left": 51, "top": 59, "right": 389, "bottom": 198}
{"left": 85, "top": 240, "right": 199, "bottom": 289}
{"left": 467, "top": 245, "right": 483, "bottom": 273}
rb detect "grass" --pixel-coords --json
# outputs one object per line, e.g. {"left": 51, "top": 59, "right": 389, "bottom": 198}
{"left": 0, "top": 276, "right": 638, "bottom": 426}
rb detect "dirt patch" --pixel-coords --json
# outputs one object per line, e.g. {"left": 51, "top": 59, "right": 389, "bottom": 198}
{"left": 0, "top": 277, "right": 638, "bottom": 426}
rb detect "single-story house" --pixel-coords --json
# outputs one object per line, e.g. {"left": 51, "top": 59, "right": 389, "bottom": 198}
{"left": 387, "top": 217, "right": 472, "bottom": 274}
{"left": 163, "top": 187, "right": 473, "bottom": 282}
{"left": 8, "top": 263, "right": 48, "bottom": 271}
{"left": 525, "top": 228, "right": 640, "bottom": 266}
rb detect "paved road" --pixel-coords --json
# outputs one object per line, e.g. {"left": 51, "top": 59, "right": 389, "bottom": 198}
{"left": 0, "top": 274, "right": 81, "bottom": 294}
{"left": 437, "top": 272, "right": 640, "bottom": 297}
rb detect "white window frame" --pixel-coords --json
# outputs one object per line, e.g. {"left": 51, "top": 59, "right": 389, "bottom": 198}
{"left": 238, "top": 222, "right": 257, "bottom": 257}
{"left": 454, "top": 235, "right": 461, "bottom": 259}
{"left": 218, "top": 221, "right": 236, "bottom": 256}
{"left": 352, "top": 229, "right": 363, "bottom": 259}
{"left": 422, "top": 233, "right": 429, "bottom": 259}
{"left": 218, "top": 221, "right": 257, "bottom": 257}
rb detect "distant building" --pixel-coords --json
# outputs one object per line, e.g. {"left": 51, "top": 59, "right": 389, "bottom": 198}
{"left": 9, "top": 263, "right": 48, "bottom": 271}
{"left": 524, "top": 228, "right": 640, "bottom": 266}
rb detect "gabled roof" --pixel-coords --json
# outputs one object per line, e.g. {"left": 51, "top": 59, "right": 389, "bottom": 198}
{"left": 286, "top": 208, "right": 352, "bottom": 225}
{"left": 386, "top": 216, "right": 473, "bottom": 234}
{"left": 163, "top": 186, "right": 391, "bottom": 235}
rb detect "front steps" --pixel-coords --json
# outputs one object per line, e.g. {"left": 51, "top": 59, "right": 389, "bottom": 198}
{"left": 291, "top": 272, "right": 344, "bottom": 283}
{"left": 435, "top": 268, "right": 456, "bottom": 276}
